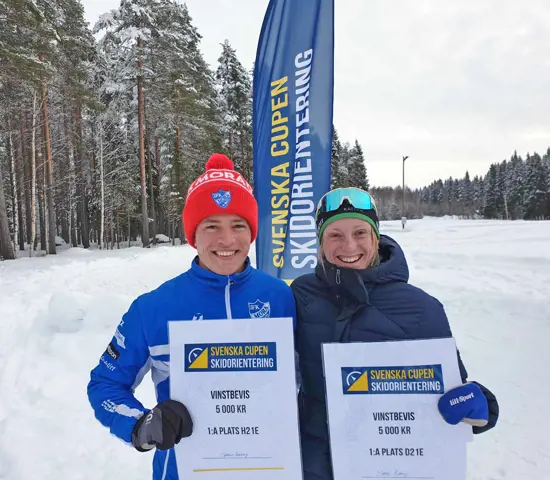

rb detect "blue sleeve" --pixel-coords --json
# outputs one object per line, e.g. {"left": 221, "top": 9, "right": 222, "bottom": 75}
{"left": 87, "top": 298, "right": 151, "bottom": 444}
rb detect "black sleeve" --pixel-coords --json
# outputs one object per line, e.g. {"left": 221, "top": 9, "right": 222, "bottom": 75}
{"left": 456, "top": 349, "right": 469, "bottom": 383}
{"left": 472, "top": 381, "right": 499, "bottom": 434}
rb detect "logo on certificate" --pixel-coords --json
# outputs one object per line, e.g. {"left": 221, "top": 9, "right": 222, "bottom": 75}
{"left": 187, "top": 347, "right": 209, "bottom": 368}
{"left": 341, "top": 365, "right": 444, "bottom": 395}
{"left": 344, "top": 370, "right": 370, "bottom": 392}
{"left": 184, "top": 342, "right": 278, "bottom": 372}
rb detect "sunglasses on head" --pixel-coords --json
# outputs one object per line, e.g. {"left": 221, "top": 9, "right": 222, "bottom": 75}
{"left": 322, "top": 188, "right": 375, "bottom": 213}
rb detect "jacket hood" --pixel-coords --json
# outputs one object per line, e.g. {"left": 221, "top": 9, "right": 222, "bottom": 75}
{"left": 363, "top": 234, "right": 409, "bottom": 284}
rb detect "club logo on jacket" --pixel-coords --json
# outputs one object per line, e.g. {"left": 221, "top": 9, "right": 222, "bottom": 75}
{"left": 212, "top": 189, "right": 231, "bottom": 208}
{"left": 248, "top": 299, "right": 271, "bottom": 319}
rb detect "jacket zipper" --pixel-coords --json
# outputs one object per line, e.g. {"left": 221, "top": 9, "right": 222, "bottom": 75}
{"left": 336, "top": 269, "right": 341, "bottom": 284}
{"left": 225, "top": 277, "right": 233, "bottom": 319}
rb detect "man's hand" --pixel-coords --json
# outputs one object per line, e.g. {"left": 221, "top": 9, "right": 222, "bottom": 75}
{"left": 132, "top": 400, "right": 193, "bottom": 451}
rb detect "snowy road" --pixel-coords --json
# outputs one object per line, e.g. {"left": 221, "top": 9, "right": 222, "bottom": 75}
{"left": 1, "top": 218, "right": 549, "bottom": 479}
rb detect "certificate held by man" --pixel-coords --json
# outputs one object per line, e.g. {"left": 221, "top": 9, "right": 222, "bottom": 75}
{"left": 169, "top": 317, "right": 302, "bottom": 479}
{"left": 322, "top": 338, "right": 472, "bottom": 480}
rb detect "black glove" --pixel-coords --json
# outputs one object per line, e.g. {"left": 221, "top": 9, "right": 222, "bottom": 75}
{"left": 131, "top": 400, "right": 193, "bottom": 452}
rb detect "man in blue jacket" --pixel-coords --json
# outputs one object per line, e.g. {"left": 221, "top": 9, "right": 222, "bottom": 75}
{"left": 87, "top": 154, "right": 296, "bottom": 480}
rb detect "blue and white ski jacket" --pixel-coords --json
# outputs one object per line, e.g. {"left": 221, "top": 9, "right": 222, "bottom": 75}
{"left": 87, "top": 257, "right": 296, "bottom": 480}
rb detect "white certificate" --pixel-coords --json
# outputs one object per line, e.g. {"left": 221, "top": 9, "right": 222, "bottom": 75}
{"left": 169, "top": 317, "right": 302, "bottom": 479}
{"left": 322, "top": 338, "right": 472, "bottom": 480}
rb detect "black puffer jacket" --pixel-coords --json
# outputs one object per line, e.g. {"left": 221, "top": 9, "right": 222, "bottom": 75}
{"left": 291, "top": 235, "right": 499, "bottom": 480}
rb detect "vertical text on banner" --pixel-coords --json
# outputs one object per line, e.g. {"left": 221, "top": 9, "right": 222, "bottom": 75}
{"left": 253, "top": 0, "right": 335, "bottom": 283}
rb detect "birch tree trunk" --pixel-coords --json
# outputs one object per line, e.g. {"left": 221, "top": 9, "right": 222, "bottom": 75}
{"left": 59, "top": 108, "right": 70, "bottom": 244}
{"left": 154, "top": 123, "right": 164, "bottom": 235}
{"left": 20, "top": 109, "right": 32, "bottom": 245}
{"left": 137, "top": 37, "right": 149, "bottom": 247}
{"left": 0, "top": 161, "right": 15, "bottom": 259}
{"left": 174, "top": 124, "right": 184, "bottom": 244}
{"left": 7, "top": 126, "right": 20, "bottom": 252}
{"left": 127, "top": 205, "right": 131, "bottom": 248}
{"left": 99, "top": 118, "right": 105, "bottom": 249}
{"left": 116, "top": 209, "right": 120, "bottom": 249}
{"left": 74, "top": 106, "right": 89, "bottom": 248}
{"left": 37, "top": 142, "right": 46, "bottom": 252}
{"left": 63, "top": 110, "right": 77, "bottom": 247}
{"left": 30, "top": 92, "right": 37, "bottom": 256}
{"left": 146, "top": 116, "right": 156, "bottom": 244}
{"left": 40, "top": 71, "right": 56, "bottom": 255}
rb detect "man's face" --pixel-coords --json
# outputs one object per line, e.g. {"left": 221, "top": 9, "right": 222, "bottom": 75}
{"left": 195, "top": 214, "right": 252, "bottom": 276}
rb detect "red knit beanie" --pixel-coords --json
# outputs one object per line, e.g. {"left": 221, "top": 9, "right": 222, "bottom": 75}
{"left": 182, "top": 154, "right": 258, "bottom": 248}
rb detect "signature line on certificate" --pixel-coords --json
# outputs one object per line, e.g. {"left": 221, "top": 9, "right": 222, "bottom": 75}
{"left": 202, "top": 457, "right": 272, "bottom": 460}
{"left": 363, "top": 477, "right": 434, "bottom": 479}
{"left": 193, "top": 467, "right": 285, "bottom": 472}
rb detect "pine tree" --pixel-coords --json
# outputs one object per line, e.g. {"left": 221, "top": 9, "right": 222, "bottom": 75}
{"left": 498, "top": 160, "right": 509, "bottom": 220}
{"left": 543, "top": 148, "right": 550, "bottom": 218}
{"left": 459, "top": 171, "right": 472, "bottom": 217}
{"left": 507, "top": 151, "right": 525, "bottom": 219}
{"left": 330, "top": 126, "right": 344, "bottom": 188}
{"left": 443, "top": 177, "right": 454, "bottom": 215}
{"left": 94, "top": 14, "right": 142, "bottom": 245}
{"left": 2, "top": 0, "right": 58, "bottom": 254}
{"left": 347, "top": 140, "right": 369, "bottom": 190}
{"left": 483, "top": 165, "right": 499, "bottom": 218}
{"left": 523, "top": 153, "right": 548, "bottom": 219}
{"left": 430, "top": 180, "right": 444, "bottom": 214}
{"left": 337, "top": 140, "right": 351, "bottom": 188}
{"left": 1, "top": 0, "right": 100, "bottom": 254}
{"left": 472, "top": 175, "right": 484, "bottom": 215}
{"left": 389, "top": 202, "right": 400, "bottom": 220}
{"left": 0, "top": 0, "right": 51, "bottom": 85}
{"left": 216, "top": 40, "right": 252, "bottom": 180}
{"left": 94, "top": 0, "right": 170, "bottom": 247}
{"left": 94, "top": 0, "right": 222, "bottom": 244}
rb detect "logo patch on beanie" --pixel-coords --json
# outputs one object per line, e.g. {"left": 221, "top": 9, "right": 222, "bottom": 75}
{"left": 212, "top": 189, "right": 231, "bottom": 209}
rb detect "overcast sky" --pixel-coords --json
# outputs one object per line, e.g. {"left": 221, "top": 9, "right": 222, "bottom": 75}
{"left": 82, "top": 0, "right": 550, "bottom": 188}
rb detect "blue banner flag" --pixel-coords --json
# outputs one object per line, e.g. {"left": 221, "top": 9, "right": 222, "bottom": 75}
{"left": 253, "top": 0, "right": 334, "bottom": 283}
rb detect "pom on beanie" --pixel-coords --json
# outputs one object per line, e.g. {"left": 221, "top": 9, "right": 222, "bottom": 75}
{"left": 182, "top": 154, "right": 258, "bottom": 248}
{"left": 205, "top": 153, "right": 234, "bottom": 171}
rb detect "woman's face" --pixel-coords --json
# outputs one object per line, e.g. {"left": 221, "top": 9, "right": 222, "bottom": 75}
{"left": 321, "top": 218, "right": 378, "bottom": 269}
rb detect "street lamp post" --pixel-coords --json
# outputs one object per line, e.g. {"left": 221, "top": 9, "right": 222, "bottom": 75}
{"left": 402, "top": 156, "right": 408, "bottom": 229}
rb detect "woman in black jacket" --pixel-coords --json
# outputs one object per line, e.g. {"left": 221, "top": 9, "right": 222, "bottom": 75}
{"left": 291, "top": 187, "right": 499, "bottom": 480}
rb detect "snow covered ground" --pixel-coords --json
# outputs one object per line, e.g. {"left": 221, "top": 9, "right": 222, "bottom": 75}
{"left": 0, "top": 218, "right": 549, "bottom": 479}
